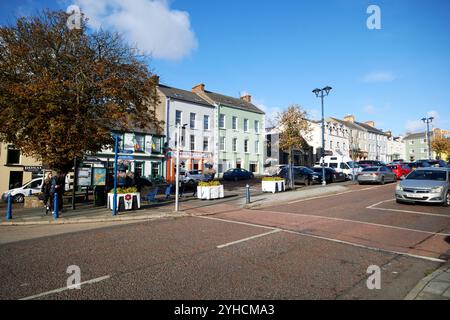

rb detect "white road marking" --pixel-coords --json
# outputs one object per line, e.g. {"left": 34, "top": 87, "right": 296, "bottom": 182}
{"left": 287, "top": 184, "right": 393, "bottom": 204}
{"left": 217, "top": 229, "right": 282, "bottom": 249}
{"left": 197, "top": 215, "right": 278, "bottom": 230}
{"left": 197, "top": 216, "right": 447, "bottom": 263}
{"left": 367, "top": 199, "right": 450, "bottom": 218}
{"left": 259, "top": 209, "right": 450, "bottom": 237}
{"left": 19, "top": 275, "right": 111, "bottom": 300}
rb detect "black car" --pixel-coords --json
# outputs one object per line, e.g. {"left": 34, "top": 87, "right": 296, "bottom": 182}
{"left": 312, "top": 167, "right": 346, "bottom": 183}
{"left": 222, "top": 168, "right": 254, "bottom": 181}
{"left": 407, "top": 161, "right": 431, "bottom": 170}
{"left": 277, "top": 166, "right": 320, "bottom": 186}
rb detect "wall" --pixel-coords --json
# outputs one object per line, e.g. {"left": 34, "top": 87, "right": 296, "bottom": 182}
{"left": 217, "top": 105, "right": 264, "bottom": 174}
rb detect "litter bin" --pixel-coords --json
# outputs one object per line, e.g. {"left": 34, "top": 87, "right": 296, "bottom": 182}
{"left": 94, "top": 186, "right": 106, "bottom": 206}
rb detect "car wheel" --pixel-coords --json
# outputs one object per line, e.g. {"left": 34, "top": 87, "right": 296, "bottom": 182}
{"left": 443, "top": 192, "right": 450, "bottom": 207}
{"left": 347, "top": 174, "right": 353, "bottom": 181}
{"left": 380, "top": 177, "right": 385, "bottom": 185}
{"left": 304, "top": 178, "right": 311, "bottom": 186}
{"left": 13, "top": 194, "right": 24, "bottom": 203}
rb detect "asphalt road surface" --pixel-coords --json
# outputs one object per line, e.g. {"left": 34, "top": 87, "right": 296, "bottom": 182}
{"left": 0, "top": 183, "right": 449, "bottom": 299}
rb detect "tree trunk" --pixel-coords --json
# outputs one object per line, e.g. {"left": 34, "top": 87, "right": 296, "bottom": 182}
{"left": 289, "top": 147, "right": 294, "bottom": 190}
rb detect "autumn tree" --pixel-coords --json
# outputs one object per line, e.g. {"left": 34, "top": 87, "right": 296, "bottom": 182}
{"left": 276, "top": 105, "right": 311, "bottom": 188}
{"left": 0, "top": 10, "right": 163, "bottom": 173}
{"left": 431, "top": 136, "right": 450, "bottom": 160}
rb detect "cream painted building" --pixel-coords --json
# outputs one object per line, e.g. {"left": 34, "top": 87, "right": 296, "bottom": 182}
{"left": 0, "top": 142, "right": 42, "bottom": 193}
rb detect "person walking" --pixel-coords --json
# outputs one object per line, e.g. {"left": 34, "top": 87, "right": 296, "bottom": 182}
{"left": 41, "top": 172, "right": 52, "bottom": 215}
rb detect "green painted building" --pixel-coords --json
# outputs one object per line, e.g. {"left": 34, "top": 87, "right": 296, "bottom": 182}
{"left": 192, "top": 84, "right": 265, "bottom": 176}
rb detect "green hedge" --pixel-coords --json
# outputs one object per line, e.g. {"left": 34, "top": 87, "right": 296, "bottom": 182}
{"left": 262, "top": 177, "right": 285, "bottom": 182}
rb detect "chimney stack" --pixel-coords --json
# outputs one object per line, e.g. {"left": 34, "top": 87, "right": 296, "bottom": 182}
{"left": 365, "top": 121, "right": 375, "bottom": 127}
{"left": 151, "top": 75, "right": 160, "bottom": 85}
{"left": 240, "top": 93, "right": 252, "bottom": 103}
{"left": 192, "top": 83, "right": 205, "bottom": 93}
{"left": 344, "top": 115, "right": 355, "bottom": 123}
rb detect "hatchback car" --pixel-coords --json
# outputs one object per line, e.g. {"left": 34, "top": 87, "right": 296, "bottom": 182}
{"left": 222, "top": 168, "right": 254, "bottom": 181}
{"left": 395, "top": 168, "right": 449, "bottom": 207}
{"left": 357, "top": 166, "right": 397, "bottom": 185}
{"left": 312, "top": 167, "right": 346, "bottom": 183}
{"left": 277, "top": 166, "right": 321, "bottom": 186}
{"left": 387, "top": 164, "right": 411, "bottom": 180}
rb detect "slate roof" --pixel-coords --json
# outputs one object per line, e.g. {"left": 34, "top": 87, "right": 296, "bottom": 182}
{"left": 158, "top": 85, "right": 213, "bottom": 107}
{"left": 328, "top": 117, "right": 365, "bottom": 131}
{"left": 203, "top": 90, "right": 265, "bottom": 114}
{"left": 354, "top": 121, "right": 387, "bottom": 135}
{"left": 404, "top": 131, "right": 429, "bottom": 140}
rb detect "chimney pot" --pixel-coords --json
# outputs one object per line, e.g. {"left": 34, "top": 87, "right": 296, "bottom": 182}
{"left": 365, "top": 121, "right": 375, "bottom": 127}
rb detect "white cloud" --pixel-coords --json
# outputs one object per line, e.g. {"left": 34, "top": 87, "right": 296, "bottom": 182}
{"left": 363, "top": 104, "right": 376, "bottom": 115}
{"left": 76, "top": 0, "right": 197, "bottom": 60}
{"left": 362, "top": 71, "right": 395, "bottom": 83}
{"left": 405, "top": 110, "right": 440, "bottom": 133}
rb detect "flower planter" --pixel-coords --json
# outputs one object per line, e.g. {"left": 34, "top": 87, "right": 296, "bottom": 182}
{"left": 261, "top": 180, "right": 285, "bottom": 193}
{"left": 197, "top": 185, "right": 224, "bottom": 200}
{"left": 107, "top": 193, "right": 141, "bottom": 211}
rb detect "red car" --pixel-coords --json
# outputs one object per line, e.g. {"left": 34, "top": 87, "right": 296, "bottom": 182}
{"left": 387, "top": 164, "right": 411, "bottom": 180}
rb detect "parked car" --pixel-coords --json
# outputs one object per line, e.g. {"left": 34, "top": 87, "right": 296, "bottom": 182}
{"left": 1, "top": 177, "right": 43, "bottom": 203}
{"left": 311, "top": 167, "right": 346, "bottom": 183}
{"left": 395, "top": 167, "right": 449, "bottom": 207}
{"left": 277, "top": 166, "right": 321, "bottom": 186}
{"left": 358, "top": 160, "right": 386, "bottom": 167}
{"left": 180, "top": 170, "right": 209, "bottom": 185}
{"left": 263, "top": 164, "right": 287, "bottom": 177}
{"left": 407, "top": 161, "right": 431, "bottom": 170}
{"left": 222, "top": 168, "right": 254, "bottom": 181}
{"left": 427, "top": 160, "right": 448, "bottom": 167}
{"left": 357, "top": 166, "right": 397, "bottom": 185}
{"left": 387, "top": 164, "right": 412, "bottom": 180}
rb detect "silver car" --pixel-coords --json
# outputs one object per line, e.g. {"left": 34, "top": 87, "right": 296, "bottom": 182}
{"left": 395, "top": 167, "right": 449, "bottom": 207}
{"left": 357, "top": 166, "right": 397, "bottom": 185}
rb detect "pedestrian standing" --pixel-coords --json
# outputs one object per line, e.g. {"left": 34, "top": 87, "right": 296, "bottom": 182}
{"left": 41, "top": 172, "right": 52, "bottom": 215}
{"left": 50, "top": 171, "right": 65, "bottom": 214}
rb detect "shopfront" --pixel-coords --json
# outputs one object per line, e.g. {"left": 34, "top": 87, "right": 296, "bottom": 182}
{"left": 166, "top": 150, "right": 214, "bottom": 182}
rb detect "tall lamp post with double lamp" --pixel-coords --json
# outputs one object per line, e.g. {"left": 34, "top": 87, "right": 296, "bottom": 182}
{"left": 313, "top": 86, "right": 332, "bottom": 186}
{"left": 421, "top": 117, "right": 434, "bottom": 159}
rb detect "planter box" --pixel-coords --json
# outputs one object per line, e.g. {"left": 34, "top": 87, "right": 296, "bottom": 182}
{"left": 24, "top": 196, "right": 43, "bottom": 208}
{"left": 261, "top": 180, "right": 285, "bottom": 193}
{"left": 197, "top": 185, "right": 224, "bottom": 200}
{"left": 107, "top": 193, "right": 141, "bottom": 211}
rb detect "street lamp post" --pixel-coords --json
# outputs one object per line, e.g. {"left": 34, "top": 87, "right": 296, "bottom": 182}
{"left": 313, "top": 86, "right": 332, "bottom": 186}
{"left": 421, "top": 117, "right": 434, "bottom": 159}
{"left": 175, "top": 123, "right": 187, "bottom": 212}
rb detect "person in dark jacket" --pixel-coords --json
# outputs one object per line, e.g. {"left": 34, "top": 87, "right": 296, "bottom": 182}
{"left": 50, "top": 171, "right": 65, "bottom": 213}
{"left": 41, "top": 172, "right": 53, "bottom": 215}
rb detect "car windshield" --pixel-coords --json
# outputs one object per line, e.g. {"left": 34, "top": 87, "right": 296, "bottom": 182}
{"left": 347, "top": 161, "right": 360, "bottom": 168}
{"left": 406, "top": 170, "right": 447, "bottom": 181}
{"left": 362, "top": 168, "right": 378, "bottom": 172}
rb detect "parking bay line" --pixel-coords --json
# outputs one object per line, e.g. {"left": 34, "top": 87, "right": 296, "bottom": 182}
{"left": 258, "top": 209, "right": 450, "bottom": 237}
{"left": 367, "top": 199, "right": 450, "bottom": 219}
{"left": 287, "top": 184, "right": 393, "bottom": 205}
{"left": 196, "top": 216, "right": 446, "bottom": 263}
{"left": 19, "top": 275, "right": 111, "bottom": 300}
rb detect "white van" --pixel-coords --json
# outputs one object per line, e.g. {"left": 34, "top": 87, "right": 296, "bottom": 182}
{"left": 318, "top": 156, "right": 362, "bottom": 180}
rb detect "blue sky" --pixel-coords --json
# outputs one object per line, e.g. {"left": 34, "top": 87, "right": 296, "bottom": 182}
{"left": 1, "top": 0, "right": 449, "bottom": 136}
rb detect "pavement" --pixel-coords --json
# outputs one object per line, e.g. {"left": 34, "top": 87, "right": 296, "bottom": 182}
{"left": 0, "top": 181, "right": 352, "bottom": 225}
{"left": 1, "top": 181, "right": 449, "bottom": 299}
{"left": 405, "top": 261, "right": 450, "bottom": 300}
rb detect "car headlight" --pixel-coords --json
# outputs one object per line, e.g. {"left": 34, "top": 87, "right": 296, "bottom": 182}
{"left": 431, "top": 186, "right": 443, "bottom": 193}
{"left": 396, "top": 184, "right": 403, "bottom": 191}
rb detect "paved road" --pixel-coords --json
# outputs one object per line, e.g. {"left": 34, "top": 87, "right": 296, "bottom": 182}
{"left": 0, "top": 182, "right": 448, "bottom": 299}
